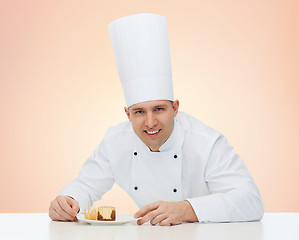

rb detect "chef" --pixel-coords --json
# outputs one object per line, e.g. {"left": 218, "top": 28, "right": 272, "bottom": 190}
{"left": 49, "top": 13, "right": 264, "bottom": 225}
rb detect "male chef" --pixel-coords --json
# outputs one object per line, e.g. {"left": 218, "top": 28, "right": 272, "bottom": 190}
{"left": 49, "top": 13, "right": 264, "bottom": 225}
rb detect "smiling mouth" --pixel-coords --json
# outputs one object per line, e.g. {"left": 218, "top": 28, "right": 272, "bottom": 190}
{"left": 144, "top": 129, "right": 161, "bottom": 136}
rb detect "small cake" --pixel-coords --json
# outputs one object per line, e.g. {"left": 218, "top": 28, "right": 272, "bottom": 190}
{"left": 84, "top": 206, "right": 116, "bottom": 221}
{"left": 98, "top": 206, "right": 116, "bottom": 221}
{"left": 84, "top": 207, "right": 97, "bottom": 220}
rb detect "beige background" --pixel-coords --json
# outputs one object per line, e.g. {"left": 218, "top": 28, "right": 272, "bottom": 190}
{"left": 0, "top": 0, "right": 298, "bottom": 213}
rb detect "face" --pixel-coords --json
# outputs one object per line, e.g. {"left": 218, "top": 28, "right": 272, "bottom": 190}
{"left": 125, "top": 100, "right": 179, "bottom": 152}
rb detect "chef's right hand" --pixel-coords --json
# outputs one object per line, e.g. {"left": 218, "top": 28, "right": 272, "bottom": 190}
{"left": 49, "top": 195, "right": 80, "bottom": 221}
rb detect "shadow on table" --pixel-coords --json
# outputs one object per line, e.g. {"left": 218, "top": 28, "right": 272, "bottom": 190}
{"left": 48, "top": 220, "right": 138, "bottom": 240}
{"left": 134, "top": 221, "right": 264, "bottom": 240}
{"left": 48, "top": 220, "right": 264, "bottom": 240}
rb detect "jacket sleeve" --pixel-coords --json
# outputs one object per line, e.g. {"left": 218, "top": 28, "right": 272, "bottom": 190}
{"left": 186, "top": 135, "right": 264, "bottom": 222}
{"left": 59, "top": 133, "right": 115, "bottom": 212}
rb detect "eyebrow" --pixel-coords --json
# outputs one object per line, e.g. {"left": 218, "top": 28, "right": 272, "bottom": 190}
{"left": 131, "top": 105, "right": 168, "bottom": 111}
{"left": 154, "top": 104, "right": 168, "bottom": 108}
{"left": 132, "top": 107, "right": 143, "bottom": 111}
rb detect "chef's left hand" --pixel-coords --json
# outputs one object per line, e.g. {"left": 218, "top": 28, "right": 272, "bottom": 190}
{"left": 134, "top": 200, "right": 198, "bottom": 226}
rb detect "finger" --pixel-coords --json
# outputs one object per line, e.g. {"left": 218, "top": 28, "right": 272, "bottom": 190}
{"left": 159, "top": 218, "right": 171, "bottom": 226}
{"left": 58, "top": 197, "right": 77, "bottom": 217}
{"left": 134, "top": 201, "right": 160, "bottom": 218}
{"left": 160, "top": 218, "right": 181, "bottom": 226}
{"left": 49, "top": 207, "right": 64, "bottom": 221}
{"left": 54, "top": 200, "right": 76, "bottom": 221}
{"left": 150, "top": 213, "right": 168, "bottom": 226}
{"left": 137, "top": 208, "right": 162, "bottom": 225}
{"left": 69, "top": 199, "right": 80, "bottom": 214}
{"left": 51, "top": 201, "right": 72, "bottom": 221}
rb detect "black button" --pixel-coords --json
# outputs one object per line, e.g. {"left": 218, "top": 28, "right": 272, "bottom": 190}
{"left": 173, "top": 189, "right": 177, "bottom": 192}
{"left": 134, "top": 186, "right": 138, "bottom": 190}
{"left": 174, "top": 155, "right": 178, "bottom": 159}
{"left": 134, "top": 152, "right": 137, "bottom": 156}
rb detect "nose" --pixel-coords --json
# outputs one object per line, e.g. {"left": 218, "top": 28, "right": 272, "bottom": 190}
{"left": 145, "top": 112, "right": 157, "bottom": 129}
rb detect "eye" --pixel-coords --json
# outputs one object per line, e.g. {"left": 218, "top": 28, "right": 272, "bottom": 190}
{"left": 135, "top": 110, "right": 144, "bottom": 115}
{"left": 155, "top": 107, "right": 164, "bottom": 112}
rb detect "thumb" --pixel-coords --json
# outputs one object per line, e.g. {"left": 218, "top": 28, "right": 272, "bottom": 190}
{"left": 66, "top": 196, "right": 80, "bottom": 214}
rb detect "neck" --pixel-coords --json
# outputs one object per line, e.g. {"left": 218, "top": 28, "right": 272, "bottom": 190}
{"left": 149, "top": 147, "right": 160, "bottom": 152}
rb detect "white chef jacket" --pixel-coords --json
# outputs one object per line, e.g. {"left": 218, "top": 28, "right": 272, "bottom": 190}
{"left": 60, "top": 111, "right": 264, "bottom": 222}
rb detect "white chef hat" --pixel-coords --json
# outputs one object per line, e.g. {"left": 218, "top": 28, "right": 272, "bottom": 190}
{"left": 108, "top": 13, "right": 174, "bottom": 107}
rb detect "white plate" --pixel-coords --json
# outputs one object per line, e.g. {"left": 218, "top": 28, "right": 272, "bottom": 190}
{"left": 77, "top": 213, "right": 136, "bottom": 225}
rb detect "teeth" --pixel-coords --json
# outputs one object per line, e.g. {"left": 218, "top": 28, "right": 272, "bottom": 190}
{"left": 146, "top": 130, "right": 159, "bottom": 134}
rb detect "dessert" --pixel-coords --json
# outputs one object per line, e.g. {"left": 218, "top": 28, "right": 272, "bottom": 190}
{"left": 98, "top": 206, "right": 116, "bottom": 221}
{"left": 84, "top": 206, "right": 98, "bottom": 220}
{"left": 84, "top": 206, "right": 116, "bottom": 221}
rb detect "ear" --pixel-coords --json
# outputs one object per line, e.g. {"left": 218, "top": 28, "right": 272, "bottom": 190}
{"left": 124, "top": 107, "right": 131, "bottom": 121}
{"left": 172, "top": 99, "right": 179, "bottom": 117}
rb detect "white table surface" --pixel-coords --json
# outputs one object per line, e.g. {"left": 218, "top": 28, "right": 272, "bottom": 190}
{"left": 0, "top": 213, "right": 298, "bottom": 240}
